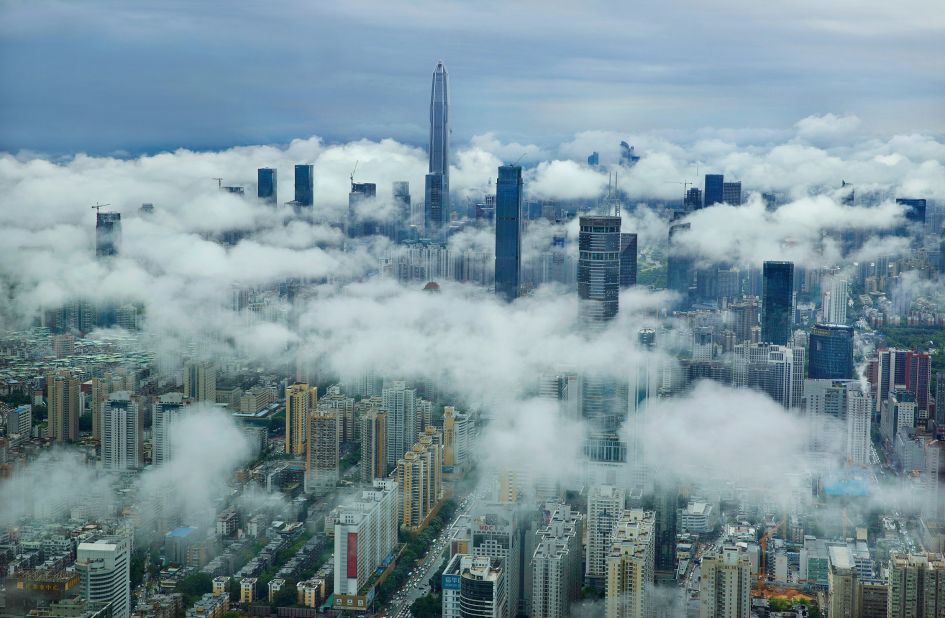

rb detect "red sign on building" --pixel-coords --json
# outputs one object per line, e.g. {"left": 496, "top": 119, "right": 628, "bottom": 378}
{"left": 347, "top": 533, "right": 358, "bottom": 579}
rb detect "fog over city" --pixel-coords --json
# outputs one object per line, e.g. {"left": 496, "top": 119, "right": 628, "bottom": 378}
{"left": 2, "top": 2, "right": 944, "bottom": 617}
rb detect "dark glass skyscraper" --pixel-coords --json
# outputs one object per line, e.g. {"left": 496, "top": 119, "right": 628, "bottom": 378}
{"left": 578, "top": 216, "right": 621, "bottom": 324}
{"left": 761, "top": 261, "right": 794, "bottom": 345}
{"left": 348, "top": 182, "right": 377, "bottom": 237}
{"left": 95, "top": 211, "right": 121, "bottom": 257}
{"left": 619, "top": 233, "right": 637, "bottom": 288}
{"left": 704, "top": 174, "right": 724, "bottom": 207}
{"left": 424, "top": 61, "right": 449, "bottom": 239}
{"left": 294, "top": 164, "right": 314, "bottom": 207}
{"left": 722, "top": 181, "right": 742, "bottom": 205}
{"left": 392, "top": 181, "right": 411, "bottom": 241}
{"left": 808, "top": 323, "right": 854, "bottom": 379}
{"left": 494, "top": 165, "right": 523, "bottom": 302}
{"left": 896, "top": 198, "right": 927, "bottom": 225}
{"left": 257, "top": 167, "right": 277, "bottom": 205}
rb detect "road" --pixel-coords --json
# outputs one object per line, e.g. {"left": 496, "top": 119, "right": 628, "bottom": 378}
{"left": 385, "top": 494, "right": 476, "bottom": 618}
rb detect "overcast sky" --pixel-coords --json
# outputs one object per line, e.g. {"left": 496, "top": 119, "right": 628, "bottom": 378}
{"left": 1, "top": 0, "right": 943, "bottom": 155}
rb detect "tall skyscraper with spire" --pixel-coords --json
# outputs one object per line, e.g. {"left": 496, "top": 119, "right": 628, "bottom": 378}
{"left": 424, "top": 61, "right": 449, "bottom": 240}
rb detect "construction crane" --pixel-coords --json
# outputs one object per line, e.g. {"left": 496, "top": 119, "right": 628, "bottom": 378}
{"left": 211, "top": 177, "right": 223, "bottom": 189}
{"left": 90, "top": 202, "right": 110, "bottom": 214}
{"left": 350, "top": 161, "right": 359, "bottom": 188}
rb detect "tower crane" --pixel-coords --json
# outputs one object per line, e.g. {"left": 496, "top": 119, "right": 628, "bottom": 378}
{"left": 90, "top": 202, "right": 111, "bottom": 214}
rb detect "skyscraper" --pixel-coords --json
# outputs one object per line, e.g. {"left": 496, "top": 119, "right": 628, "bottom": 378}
{"left": 619, "top": 233, "right": 638, "bottom": 288}
{"left": 392, "top": 181, "right": 411, "bottom": 241}
{"left": 896, "top": 198, "right": 928, "bottom": 226}
{"left": 424, "top": 61, "right": 450, "bottom": 239}
{"left": 361, "top": 408, "right": 387, "bottom": 482}
{"left": 587, "top": 486, "right": 626, "bottom": 588}
{"left": 704, "top": 174, "right": 724, "bottom": 207}
{"left": 808, "top": 324, "right": 854, "bottom": 379}
{"left": 76, "top": 537, "right": 131, "bottom": 618}
{"left": 257, "top": 167, "right": 277, "bottom": 205}
{"left": 101, "top": 392, "right": 141, "bottom": 471}
{"left": 495, "top": 164, "right": 524, "bottom": 302}
{"left": 823, "top": 276, "right": 849, "bottom": 324}
{"left": 667, "top": 222, "right": 693, "bottom": 304}
{"left": 95, "top": 211, "right": 121, "bottom": 257}
{"left": 348, "top": 181, "right": 377, "bottom": 237}
{"left": 47, "top": 372, "right": 79, "bottom": 442}
{"left": 578, "top": 216, "right": 621, "bottom": 325}
{"left": 761, "top": 261, "right": 794, "bottom": 345}
{"left": 684, "top": 187, "right": 703, "bottom": 211}
{"left": 531, "top": 504, "right": 583, "bottom": 618}
{"left": 305, "top": 410, "right": 340, "bottom": 492}
{"left": 294, "top": 164, "right": 314, "bottom": 207}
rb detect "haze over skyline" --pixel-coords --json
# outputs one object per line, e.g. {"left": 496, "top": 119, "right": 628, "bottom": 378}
{"left": 1, "top": 0, "right": 944, "bottom": 155}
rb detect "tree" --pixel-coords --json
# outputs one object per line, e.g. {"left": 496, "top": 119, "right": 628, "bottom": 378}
{"left": 410, "top": 594, "right": 441, "bottom": 617}
{"left": 178, "top": 572, "right": 213, "bottom": 598}
{"left": 272, "top": 580, "right": 297, "bottom": 607}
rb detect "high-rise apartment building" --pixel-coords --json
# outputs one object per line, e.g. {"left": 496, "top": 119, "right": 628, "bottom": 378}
{"left": 360, "top": 408, "right": 387, "bottom": 482}
{"left": 494, "top": 164, "right": 524, "bottom": 302}
{"left": 587, "top": 485, "right": 627, "bottom": 587}
{"left": 876, "top": 349, "right": 909, "bottom": 411}
{"left": 101, "top": 392, "right": 141, "bottom": 471}
{"left": 424, "top": 61, "right": 450, "bottom": 240}
{"left": 722, "top": 181, "right": 742, "bottom": 205}
{"left": 442, "top": 406, "right": 472, "bottom": 467}
{"left": 908, "top": 351, "right": 932, "bottom": 416}
{"left": 531, "top": 503, "right": 584, "bottom": 618}
{"left": 733, "top": 343, "right": 798, "bottom": 408}
{"left": 333, "top": 480, "right": 399, "bottom": 610}
{"left": 887, "top": 552, "right": 945, "bottom": 617}
{"left": 76, "top": 536, "right": 131, "bottom": 618}
{"left": 183, "top": 362, "right": 216, "bottom": 402}
{"left": 881, "top": 389, "right": 917, "bottom": 445}
{"left": 257, "top": 167, "right": 277, "bottom": 205}
{"left": 822, "top": 276, "right": 849, "bottom": 324}
{"left": 47, "top": 372, "right": 80, "bottom": 442}
{"left": 704, "top": 174, "right": 724, "bottom": 207}
{"left": 605, "top": 510, "right": 655, "bottom": 618}
{"left": 619, "top": 233, "right": 637, "bottom": 288}
{"left": 305, "top": 410, "right": 340, "bottom": 492}
{"left": 285, "top": 383, "right": 316, "bottom": 457}
{"left": 827, "top": 545, "right": 857, "bottom": 618}
{"left": 95, "top": 211, "right": 121, "bottom": 257}
{"left": 383, "top": 380, "right": 417, "bottom": 468}
{"left": 761, "top": 261, "right": 794, "bottom": 345}
{"left": 152, "top": 392, "right": 185, "bottom": 466}
{"left": 699, "top": 546, "right": 752, "bottom": 618}
{"left": 442, "top": 555, "right": 507, "bottom": 618}
{"left": 808, "top": 324, "right": 854, "bottom": 380}
{"left": 294, "top": 164, "right": 314, "bottom": 207}
{"left": 397, "top": 427, "right": 443, "bottom": 530}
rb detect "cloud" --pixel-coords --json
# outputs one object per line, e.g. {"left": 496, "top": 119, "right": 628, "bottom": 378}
{"left": 795, "top": 113, "right": 863, "bottom": 146}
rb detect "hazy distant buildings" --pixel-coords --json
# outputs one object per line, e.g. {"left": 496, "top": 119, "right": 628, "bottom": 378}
{"left": 803, "top": 379, "right": 872, "bottom": 466}
{"left": 257, "top": 167, "right": 277, "bottom": 205}
{"left": 808, "top": 323, "right": 854, "bottom": 380}
{"left": 704, "top": 174, "right": 724, "bottom": 207}
{"left": 101, "top": 392, "right": 141, "bottom": 471}
{"left": 95, "top": 211, "right": 121, "bottom": 257}
{"left": 424, "top": 61, "right": 450, "bottom": 239}
{"left": 393, "top": 181, "right": 411, "bottom": 241}
{"left": 495, "top": 164, "right": 524, "bottom": 301}
{"left": 761, "top": 261, "right": 794, "bottom": 345}
{"left": 699, "top": 546, "right": 751, "bottom": 618}
{"left": 294, "top": 164, "right": 314, "bottom": 207}
{"left": 349, "top": 181, "right": 377, "bottom": 237}
{"left": 605, "top": 509, "right": 655, "bottom": 618}
{"left": 667, "top": 222, "right": 693, "bottom": 303}
{"left": 76, "top": 537, "right": 131, "bottom": 618}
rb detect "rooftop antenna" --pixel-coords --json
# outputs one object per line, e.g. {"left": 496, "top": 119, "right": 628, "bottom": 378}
{"left": 90, "top": 202, "right": 110, "bottom": 214}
